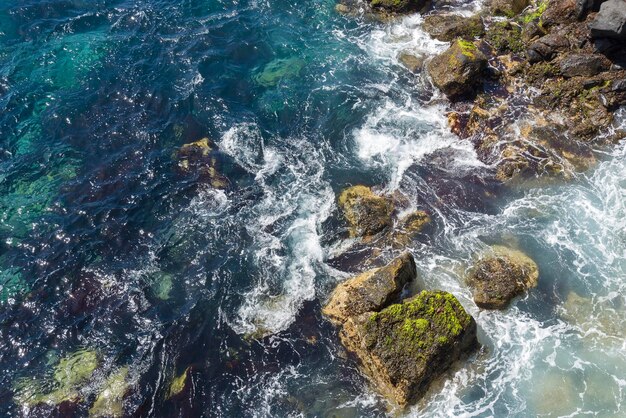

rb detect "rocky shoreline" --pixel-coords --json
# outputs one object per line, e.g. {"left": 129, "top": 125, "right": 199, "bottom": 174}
{"left": 323, "top": 0, "right": 626, "bottom": 410}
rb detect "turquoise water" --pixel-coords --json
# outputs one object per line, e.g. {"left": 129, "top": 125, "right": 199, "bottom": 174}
{"left": 0, "top": 0, "right": 625, "bottom": 416}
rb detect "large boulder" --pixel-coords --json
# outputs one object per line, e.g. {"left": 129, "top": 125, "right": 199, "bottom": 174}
{"left": 589, "top": 0, "right": 626, "bottom": 41}
{"left": 338, "top": 185, "right": 394, "bottom": 238}
{"left": 422, "top": 14, "right": 485, "bottom": 42}
{"left": 340, "top": 291, "right": 478, "bottom": 407}
{"left": 427, "top": 40, "right": 487, "bottom": 100}
{"left": 577, "top": 0, "right": 608, "bottom": 19}
{"left": 466, "top": 246, "right": 539, "bottom": 309}
{"left": 488, "top": 0, "right": 531, "bottom": 17}
{"left": 323, "top": 253, "right": 416, "bottom": 325}
{"left": 369, "top": 0, "right": 427, "bottom": 14}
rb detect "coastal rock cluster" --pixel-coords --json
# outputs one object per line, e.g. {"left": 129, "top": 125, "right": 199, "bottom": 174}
{"left": 319, "top": 0, "right": 626, "bottom": 409}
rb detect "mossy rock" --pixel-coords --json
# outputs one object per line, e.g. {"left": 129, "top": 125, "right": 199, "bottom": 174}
{"left": 485, "top": 21, "right": 525, "bottom": 55}
{"left": 488, "top": 0, "right": 531, "bottom": 17}
{"left": 341, "top": 291, "right": 478, "bottom": 407}
{"left": 466, "top": 245, "right": 539, "bottom": 309}
{"left": 390, "top": 210, "right": 431, "bottom": 247}
{"left": 427, "top": 40, "right": 487, "bottom": 100}
{"left": 253, "top": 58, "right": 305, "bottom": 88}
{"left": 422, "top": 14, "right": 485, "bottom": 42}
{"left": 323, "top": 253, "right": 416, "bottom": 324}
{"left": 338, "top": 185, "right": 394, "bottom": 238}
{"left": 369, "top": 0, "right": 427, "bottom": 14}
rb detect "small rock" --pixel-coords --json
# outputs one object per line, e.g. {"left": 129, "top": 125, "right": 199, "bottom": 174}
{"left": 89, "top": 367, "right": 129, "bottom": 418}
{"left": 340, "top": 291, "right": 478, "bottom": 407}
{"left": 168, "top": 367, "right": 191, "bottom": 399}
{"left": 488, "top": 0, "right": 531, "bottom": 17}
{"left": 322, "top": 253, "right": 416, "bottom": 325}
{"left": 176, "top": 138, "right": 229, "bottom": 189}
{"left": 559, "top": 53, "right": 610, "bottom": 77}
{"left": 422, "top": 14, "right": 485, "bottom": 42}
{"left": 338, "top": 185, "right": 394, "bottom": 238}
{"left": 541, "top": 0, "right": 578, "bottom": 28}
{"left": 589, "top": 0, "right": 626, "bottom": 41}
{"left": 466, "top": 245, "right": 539, "bottom": 309}
{"left": 427, "top": 40, "right": 488, "bottom": 100}
{"left": 335, "top": 3, "right": 351, "bottom": 14}
{"left": 369, "top": 0, "right": 427, "bottom": 14}
{"left": 398, "top": 52, "right": 424, "bottom": 73}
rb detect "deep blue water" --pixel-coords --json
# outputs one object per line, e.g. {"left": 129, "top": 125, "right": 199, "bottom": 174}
{"left": 1, "top": 0, "right": 625, "bottom": 417}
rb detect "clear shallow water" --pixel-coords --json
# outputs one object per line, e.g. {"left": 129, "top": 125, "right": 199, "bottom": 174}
{"left": 0, "top": 0, "right": 624, "bottom": 416}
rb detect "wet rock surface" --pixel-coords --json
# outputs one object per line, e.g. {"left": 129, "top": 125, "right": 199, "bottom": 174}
{"left": 323, "top": 253, "right": 416, "bottom": 324}
{"left": 338, "top": 185, "right": 394, "bottom": 238}
{"left": 427, "top": 40, "right": 488, "bottom": 99}
{"left": 422, "top": 14, "right": 485, "bottom": 42}
{"left": 466, "top": 246, "right": 539, "bottom": 309}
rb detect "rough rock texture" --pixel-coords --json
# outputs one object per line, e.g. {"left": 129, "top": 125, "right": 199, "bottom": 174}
{"left": 423, "top": 14, "right": 485, "bottom": 42}
{"left": 466, "top": 246, "right": 539, "bottom": 309}
{"left": 176, "top": 138, "right": 229, "bottom": 188}
{"left": 527, "top": 33, "right": 570, "bottom": 63}
{"left": 589, "top": 0, "right": 626, "bottom": 41}
{"left": 577, "top": 0, "right": 608, "bottom": 19}
{"left": 338, "top": 185, "right": 394, "bottom": 238}
{"left": 559, "top": 53, "right": 610, "bottom": 77}
{"left": 489, "top": 0, "right": 531, "bottom": 17}
{"left": 398, "top": 52, "right": 425, "bottom": 73}
{"left": 427, "top": 40, "right": 487, "bottom": 99}
{"left": 369, "top": 0, "right": 427, "bottom": 14}
{"left": 322, "top": 253, "right": 416, "bottom": 325}
{"left": 340, "top": 291, "right": 478, "bottom": 407}
{"left": 390, "top": 211, "right": 431, "bottom": 247}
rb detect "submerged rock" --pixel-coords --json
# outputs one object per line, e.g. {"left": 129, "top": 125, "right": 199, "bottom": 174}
{"left": 427, "top": 40, "right": 487, "bottom": 100}
{"left": 466, "top": 246, "right": 539, "bottom": 309}
{"left": 398, "top": 52, "right": 425, "bottom": 73}
{"left": 422, "top": 14, "right": 485, "bottom": 42}
{"left": 340, "top": 291, "right": 478, "bottom": 407}
{"left": 253, "top": 58, "right": 305, "bottom": 88}
{"left": 589, "top": 0, "right": 626, "bottom": 41}
{"left": 338, "top": 185, "right": 394, "bottom": 238}
{"left": 15, "top": 349, "right": 100, "bottom": 407}
{"left": 323, "top": 253, "right": 416, "bottom": 325}
{"left": 89, "top": 367, "right": 129, "bottom": 418}
{"left": 167, "top": 367, "right": 191, "bottom": 399}
{"left": 176, "top": 138, "right": 229, "bottom": 189}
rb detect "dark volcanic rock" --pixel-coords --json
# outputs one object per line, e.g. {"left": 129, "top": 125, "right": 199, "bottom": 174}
{"left": 559, "top": 53, "right": 610, "bottom": 77}
{"left": 427, "top": 40, "right": 487, "bottom": 100}
{"left": 422, "top": 14, "right": 485, "bottom": 42}
{"left": 577, "top": 0, "right": 608, "bottom": 19}
{"left": 323, "top": 253, "right": 416, "bottom": 324}
{"left": 526, "top": 33, "right": 570, "bottom": 63}
{"left": 369, "top": 0, "right": 427, "bottom": 14}
{"left": 466, "top": 246, "right": 539, "bottom": 309}
{"left": 589, "top": 0, "right": 626, "bottom": 41}
{"left": 541, "top": 0, "right": 578, "bottom": 28}
{"left": 341, "top": 291, "right": 478, "bottom": 407}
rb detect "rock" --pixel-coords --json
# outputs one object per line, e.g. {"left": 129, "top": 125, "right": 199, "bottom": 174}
{"left": 89, "top": 367, "right": 129, "bottom": 418}
{"left": 488, "top": 0, "right": 531, "bottom": 17}
{"left": 335, "top": 3, "right": 351, "bottom": 14}
{"left": 176, "top": 138, "right": 229, "bottom": 189}
{"left": 559, "top": 291, "right": 626, "bottom": 338}
{"left": 369, "top": 0, "right": 427, "bottom": 14}
{"left": 422, "top": 14, "right": 485, "bottom": 42}
{"left": 338, "top": 185, "right": 394, "bottom": 238}
{"left": 589, "top": 0, "right": 626, "bottom": 41}
{"left": 541, "top": 0, "right": 578, "bottom": 28}
{"left": 398, "top": 52, "right": 425, "bottom": 73}
{"left": 526, "top": 33, "right": 570, "bottom": 63}
{"left": 253, "top": 58, "right": 305, "bottom": 87}
{"left": 390, "top": 211, "right": 431, "bottom": 247}
{"left": 427, "top": 40, "right": 488, "bottom": 100}
{"left": 340, "top": 291, "right": 478, "bottom": 407}
{"left": 559, "top": 53, "right": 610, "bottom": 77}
{"left": 322, "top": 253, "right": 416, "bottom": 325}
{"left": 577, "top": 0, "right": 608, "bottom": 19}
{"left": 486, "top": 21, "right": 525, "bottom": 54}
{"left": 466, "top": 245, "right": 539, "bottom": 309}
